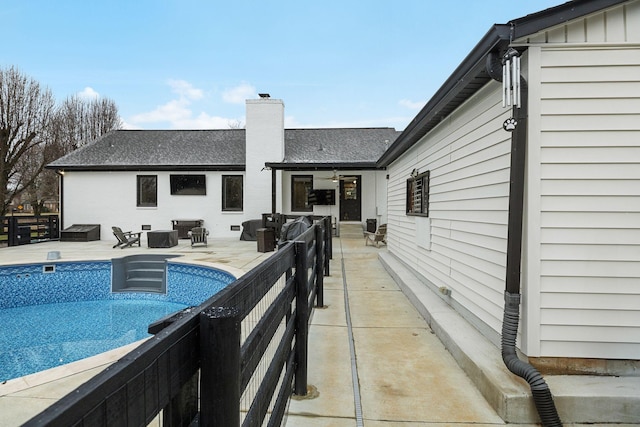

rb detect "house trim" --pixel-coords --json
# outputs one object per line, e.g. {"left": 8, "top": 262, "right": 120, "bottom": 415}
{"left": 265, "top": 162, "right": 380, "bottom": 171}
{"left": 378, "top": 0, "right": 629, "bottom": 168}
{"left": 48, "top": 165, "right": 245, "bottom": 172}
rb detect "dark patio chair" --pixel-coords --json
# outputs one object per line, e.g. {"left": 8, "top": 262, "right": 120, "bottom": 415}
{"left": 112, "top": 226, "right": 142, "bottom": 249}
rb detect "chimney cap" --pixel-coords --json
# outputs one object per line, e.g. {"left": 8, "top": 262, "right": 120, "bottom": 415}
{"left": 258, "top": 93, "right": 270, "bottom": 98}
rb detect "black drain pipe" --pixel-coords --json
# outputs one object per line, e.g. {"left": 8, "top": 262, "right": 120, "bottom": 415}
{"left": 487, "top": 50, "right": 562, "bottom": 427}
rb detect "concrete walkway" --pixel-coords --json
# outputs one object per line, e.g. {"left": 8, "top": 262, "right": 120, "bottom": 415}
{"left": 285, "top": 224, "right": 506, "bottom": 426}
{"left": 0, "top": 225, "right": 637, "bottom": 426}
{"left": 285, "top": 223, "right": 639, "bottom": 426}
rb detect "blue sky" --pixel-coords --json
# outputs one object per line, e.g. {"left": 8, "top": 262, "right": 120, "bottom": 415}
{"left": 2, "top": 1, "right": 563, "bottom": 131}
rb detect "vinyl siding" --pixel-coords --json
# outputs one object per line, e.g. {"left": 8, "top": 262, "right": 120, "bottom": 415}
{"left": 387, "top": 1, "right": 640, "bottom": 360}
{"left": 387, "top": 82, "right": 512, "bottom": 339}
{"left": 525, "top": 1, "right": 640, "bottom": 359}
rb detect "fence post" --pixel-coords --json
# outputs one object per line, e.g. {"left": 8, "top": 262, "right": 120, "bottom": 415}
{"left": 323, "top": 217, "right": 331, "bottom": 274}
{"left": 314, "top": 224, "right": 325, "bottom": 308}
{"left": 294, "top": 240, "right": 309, "bottom": 396}
{"left": 199, "top": 307, "right": 241, "bottom": 427}
{"left": 7, "top": 216, "right": 17, "bottom": 247}
{"left": 49, "top": 215, "right": 60, "bottom": 239}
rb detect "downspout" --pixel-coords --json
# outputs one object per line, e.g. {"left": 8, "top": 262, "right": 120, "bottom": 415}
{"left": 56, "top": 170, "right": 64, "bottom": 233}
{"left": 487, "top": 49, "right": 562, "bottom": 427}
{"left": 271, "top": 167, "right": 276, "bottom": 214}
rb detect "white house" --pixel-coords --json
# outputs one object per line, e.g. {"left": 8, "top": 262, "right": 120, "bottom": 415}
{"left": 378, "top": 0, "right": 640, "bottom": 373}
{"left": 48, "top": 0, "right": 639, "bottom": 377}
{"left": 48, "top": 96, "right": 399, "bottom": 240}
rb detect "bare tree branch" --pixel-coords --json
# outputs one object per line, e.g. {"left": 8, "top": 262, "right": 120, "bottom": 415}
{"left": 0, "top": 66, "right": 55, "bottom": 215}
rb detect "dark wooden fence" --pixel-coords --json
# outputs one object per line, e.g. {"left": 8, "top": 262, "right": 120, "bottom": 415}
{"left": 24, "top": 216, "right": 331, "bottom": 427}
{"left": 0, "top": 215, "right": 60, "bottom": 246}
{"left": 262, "top": 213, "right": 332, "bottom": 276}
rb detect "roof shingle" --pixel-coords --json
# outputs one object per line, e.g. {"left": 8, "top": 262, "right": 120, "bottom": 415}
{"left": 47, "top": 127, "right": 400, "bottom": 171}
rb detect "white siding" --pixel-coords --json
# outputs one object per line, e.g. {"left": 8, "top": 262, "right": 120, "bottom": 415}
{"left": 388, "top": 82, "right": 512, "bottom": 339}
{"left": 523, "top": 1, "right": 640, "bottom": 359}
{"left": 388, "top": 1, "right": 640, "bottom": 360}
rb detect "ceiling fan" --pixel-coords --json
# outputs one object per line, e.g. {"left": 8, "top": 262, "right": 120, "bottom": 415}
{"left": 319, "top": 170, "right": 357, "bottom": 182}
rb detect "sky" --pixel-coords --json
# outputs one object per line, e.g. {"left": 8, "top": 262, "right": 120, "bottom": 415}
{"left": 1, "top": 0, "right": 564, "bottom": 132}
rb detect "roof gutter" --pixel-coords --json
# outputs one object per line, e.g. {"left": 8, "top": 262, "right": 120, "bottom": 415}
{"left": 45, "top": 164, "right": 246, "bottom": 172}
{"left": 378, "top": 0, "right": 628, "bottom": 168}
{"left": 264, "top": 162, "right": 380, "bottom": 171}
{"left": 377, "top": 24, "right": 510, "bottom": 167}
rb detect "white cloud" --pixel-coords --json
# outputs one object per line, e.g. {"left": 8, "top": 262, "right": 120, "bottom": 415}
{"left": 129, "top": 94, "right": 243, "bottom": 129}
{"left": 168, "top": 79, "right": 204, "bottom": 100}
{"left": 127, "top": 80, "right": 257, "bottom": 129}
{"left": 223, "top": 83, "right": 256, "bottom": 104}
{"left": 78, "top": 86, "right": 100, "bottom": 99}
{"left": 399, "top": 99, "right": 425, "bottom": 110}
{"left": 120, "top": 119, "right": 141, "bottom": 130}
{"left": 130, "top": 99, "right": 192, "bottom": 124}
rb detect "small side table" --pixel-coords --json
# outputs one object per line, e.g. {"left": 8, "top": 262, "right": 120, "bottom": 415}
{"left": 148, "top": 230, "right": 179, "bottom": 248}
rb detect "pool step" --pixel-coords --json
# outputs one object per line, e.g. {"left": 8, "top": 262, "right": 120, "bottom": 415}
{"left": 112, "top": 254, "right": 179, "bottom": 294}
{"left": 126, "top": 268, "right": 165, "bottom": 280}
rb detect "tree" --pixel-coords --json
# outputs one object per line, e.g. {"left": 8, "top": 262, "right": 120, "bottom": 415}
{"left": 18, "top": 142, "right": 59, "bottom": 215}
{"left": 228, "top": 119, "right": 245, "bottom": 129}
{"left": 0, "top": 66, "right": 56, "bottom": 216}
{"left": 53, "top": 94, "right": 122, "bottom": 152}
{"left": 1, "top": 66, "right": 123, "bottom": 216}
{"left": 25, "top": 95, "right": 122, "bottom": 215}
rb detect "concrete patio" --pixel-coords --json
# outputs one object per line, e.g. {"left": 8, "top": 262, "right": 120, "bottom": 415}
{"left": 0, "top": 224, "right": 637, "bottom": 426}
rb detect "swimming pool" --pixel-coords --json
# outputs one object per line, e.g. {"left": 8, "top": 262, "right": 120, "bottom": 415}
{"left": 0, "top": 259, "right": 235, "bottom": 382}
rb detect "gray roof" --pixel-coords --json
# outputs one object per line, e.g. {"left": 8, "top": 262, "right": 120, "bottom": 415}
{"left": 48, "top": 127, "right": 400, "bottom": 171}
{"left": 278, "top": 127, "right": 401, "bottom": 169}
{"left": 48, "top": 130, "right": 246, "bottom": 171}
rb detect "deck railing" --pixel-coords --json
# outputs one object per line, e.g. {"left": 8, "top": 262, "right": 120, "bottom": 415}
{"left": 24, "top": 216, "right": 331, "bottom": 427}
{"left": 0, "top": 215, "right": 60, "bottom": 246}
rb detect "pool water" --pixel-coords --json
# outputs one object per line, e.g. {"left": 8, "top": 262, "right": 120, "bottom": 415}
{"left": 0, "top": 259, "right": 235, "bottom": 382}
{"left": 0, "top": 299, "right": 187, "bottom": 381}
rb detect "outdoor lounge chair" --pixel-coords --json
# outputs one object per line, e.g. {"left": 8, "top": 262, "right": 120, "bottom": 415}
{"left": 364, "top": 223, "right": 387, "bottom": 247}
{"left": 188, "top": 227, "right": 209, "bottom": 247}
{"left": 112, "top": 226, "right": 142, "bottom": 249}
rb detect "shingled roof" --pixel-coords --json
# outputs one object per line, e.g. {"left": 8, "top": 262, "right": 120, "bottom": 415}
{"left": 48, "top": 130, "right": 246, "bottom": 171}
{"left": 47, "top": 127, "right": 400, "bottom": 171}
{"left": 274, "top": 127, "right": 401, "bottom": 170}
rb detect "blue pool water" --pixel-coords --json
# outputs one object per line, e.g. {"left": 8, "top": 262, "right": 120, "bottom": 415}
{"left": 0, "top": 259, "right": 236, "bottom": 382}
{"left": 0, "top": 299, "right": 186, "bottom": 381}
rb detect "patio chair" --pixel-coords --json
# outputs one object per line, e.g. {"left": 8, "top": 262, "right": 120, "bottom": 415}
{"left": 364, "top": 223, "right": 387, "bottom": 248}
{"left": 112, "top": 226, "right": 142, "bottom": 249}
{"left": 188, "top": 227, "right": 209, "bottom": 247}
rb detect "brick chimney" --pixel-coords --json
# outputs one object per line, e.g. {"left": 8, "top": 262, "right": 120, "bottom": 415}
{"left": 244, "top": 95, "right": 284, "bottom": 218}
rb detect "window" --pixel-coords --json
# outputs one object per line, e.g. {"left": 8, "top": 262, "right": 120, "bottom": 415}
{"left": 137, "top": 175, "right": 157, "bottom": 207}
{"left": 291, "top": 175, "right": 313, "bottom": 212}
{"left": 170, "top": 174, "right": 206, "bottom": 195}
{"left": 406, "top": 170, "right": 429, "bottom": 216}
{"left": 222, "top": 175, "right": 243, "bottom": 211}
